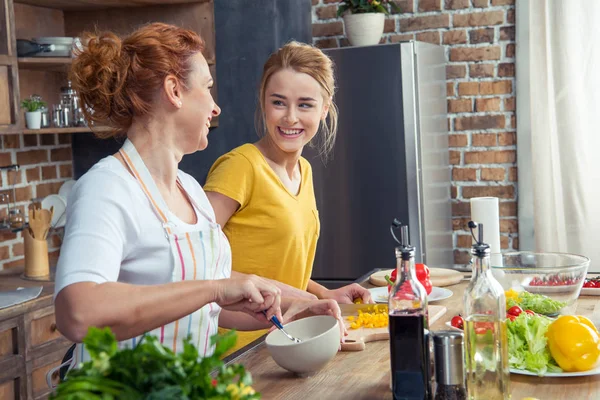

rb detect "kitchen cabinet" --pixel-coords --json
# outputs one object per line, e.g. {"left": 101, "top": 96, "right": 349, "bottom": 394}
{"left": 0, "top": 0, "right": 217, "bottom": 135}
{"left": 0, "top": 266, "right": 72, "bottom": 400}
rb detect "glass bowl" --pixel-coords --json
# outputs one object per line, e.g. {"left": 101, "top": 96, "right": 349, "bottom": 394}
{"left": 490, "top": 251, "right": 590, "bottom": 310}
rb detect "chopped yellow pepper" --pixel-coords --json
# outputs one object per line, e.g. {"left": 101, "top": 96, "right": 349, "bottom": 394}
{"left": 346, "top": 305, "right": 389, "bottom": 329}
{"left": 546, "top": 315, "right": 600, "bottom": 372}
{"left": 505, "top": 289, "right": 519, "bottom": 301}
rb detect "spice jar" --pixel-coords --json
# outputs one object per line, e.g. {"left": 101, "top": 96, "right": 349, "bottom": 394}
{"left": 9, "top": 209, "right": 24, "bottom": 229}
{"left": 433, "top": 331, "right": 466, "bottom": 400}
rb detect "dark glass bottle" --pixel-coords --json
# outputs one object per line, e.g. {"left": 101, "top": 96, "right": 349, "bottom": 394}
{"left": 389, "top": 222, "right": 432, "bottom": 400}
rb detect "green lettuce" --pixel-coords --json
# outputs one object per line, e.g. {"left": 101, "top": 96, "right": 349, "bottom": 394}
{"left": 507, "top": 313, "right": 562, "bottom": 375}
{"left": 507, "top": 291, "right": 566, "bottom": 315}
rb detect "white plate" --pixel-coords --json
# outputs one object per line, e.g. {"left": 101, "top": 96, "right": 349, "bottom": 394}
{"left": 41, "top": 194, "right": 67, "bottom": 228}
{"left": 581, "top": 287, "right": 600, "bottom": 296}
{"left": 444, "top": 321, "right": 463, "bottom": 331}
{"left": 370, "top": 286, "right": 453, "bottom": 303}
{"left": 442, "top": 323, "right": 600, "bottom": 377}
{"left": 509, "top": 366, "right": 600, "bottom": 377}
{"left": 58, "top": 180, "right": 76, "bottom": 204}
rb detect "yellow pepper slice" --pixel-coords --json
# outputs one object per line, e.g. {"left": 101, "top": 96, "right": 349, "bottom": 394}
{"left": 546, "top": 315, "right": 600, "bottom": 372}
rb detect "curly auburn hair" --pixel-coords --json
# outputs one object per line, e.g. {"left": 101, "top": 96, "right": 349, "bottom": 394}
{"left": 70, "top": 22, "right": 205, "bottom": 138}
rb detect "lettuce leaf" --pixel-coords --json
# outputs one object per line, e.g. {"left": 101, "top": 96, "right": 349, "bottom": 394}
{"left": 507, "top": 313, "right": 562, "bottom": 375}
{"left": 507, "top": 291, "right": 566, "bottom": 315}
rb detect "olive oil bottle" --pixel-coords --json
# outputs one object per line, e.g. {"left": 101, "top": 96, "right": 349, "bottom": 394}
{"left": 463, "top": 221, "right": 510, "bottom": 399}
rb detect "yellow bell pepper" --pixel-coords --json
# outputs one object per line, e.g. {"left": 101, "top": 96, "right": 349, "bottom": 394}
{"left": 546, "top": 315, "right": 600, "bottom": 372}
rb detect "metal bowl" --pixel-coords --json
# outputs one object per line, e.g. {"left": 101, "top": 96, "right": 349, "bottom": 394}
{"left": 491, "top": 251, "right": 590, "bottom": 309}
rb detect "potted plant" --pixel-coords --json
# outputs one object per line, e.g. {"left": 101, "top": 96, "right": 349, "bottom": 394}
{"left": 337, "top": 0, "right": 400, "bottom": 47}
{"left": 21, "top": 96, "right": 47, "bottom": 130}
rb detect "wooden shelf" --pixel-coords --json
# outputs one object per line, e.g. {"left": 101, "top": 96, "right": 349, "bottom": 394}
{"left": 23, "top": 126, "right": 112, "bottom": 135}
{"left": 14, "top": 0, "right": 204, "bottom": 11}
{"left": 18, "top": 57, "right": 72, "bottom": 72}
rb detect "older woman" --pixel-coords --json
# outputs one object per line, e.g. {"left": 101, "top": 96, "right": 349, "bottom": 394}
{"left": 54, "top": 23, "right": 343, "bottom": 365}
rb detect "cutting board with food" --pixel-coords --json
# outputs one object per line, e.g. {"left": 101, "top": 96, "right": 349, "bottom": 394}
{"left": 339, "top": 304, "right": 447, "bottom": 352}
{"left": 370, "top": 267, "right": 464, "bottom": 288}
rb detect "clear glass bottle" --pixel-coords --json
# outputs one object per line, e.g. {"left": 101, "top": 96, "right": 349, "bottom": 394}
{"left": 389, "top": 221, "right": 432, "bottom": 400}
{"left": 463, "top": 222, "right": 510, "bottom": 400}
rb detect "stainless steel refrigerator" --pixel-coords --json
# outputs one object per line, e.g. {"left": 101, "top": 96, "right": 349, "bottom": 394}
{"left": 305, "top": 42, "right": 453, "bottom": 287}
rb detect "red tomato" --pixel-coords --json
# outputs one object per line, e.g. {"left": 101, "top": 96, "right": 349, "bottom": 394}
{"left": 507, "top": 305, "right": 523, "bottom": 317}
{"left": 584, "top": 280, "right": 597, "bottom": 288}
{"left": 525, "top": 310, "right": 535, "bottom": 316}
{"left": 390, "top": 269, "right": 397, "bottom": 282}
{"left": 451, "top": 315, "right": 464, "bottom": 330}
{"left": 507, "top": 314, "right": 517, "bottom": 322}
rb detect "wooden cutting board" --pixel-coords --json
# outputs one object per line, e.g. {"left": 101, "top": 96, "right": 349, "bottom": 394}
{"left": 340, "top": 305, "right": 447, "bottom": 352}
{"left": 369, "top": 268, "right": 464, "bottom": 288}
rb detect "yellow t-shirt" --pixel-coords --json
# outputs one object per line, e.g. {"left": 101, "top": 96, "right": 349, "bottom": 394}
{"left": 205, "top": 143, "right": 320, "bottom": 350}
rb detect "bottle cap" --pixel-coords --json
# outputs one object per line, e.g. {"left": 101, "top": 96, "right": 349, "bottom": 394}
{"left": 468, "top": 221, "right": 491, "bottom": 258}
{"left": 391, "top": 219, "right": 415, "bottom": 260}
{"left": 433, "top": 330, "right": 465, "bottom": 386}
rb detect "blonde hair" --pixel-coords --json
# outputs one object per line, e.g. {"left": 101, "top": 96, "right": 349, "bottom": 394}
{"left": 255, "top": 41, "right": 339, "bottom": 159}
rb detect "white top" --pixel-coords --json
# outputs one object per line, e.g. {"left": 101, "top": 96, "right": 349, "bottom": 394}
{"left": 54, "top": 156, "right": 216, "bottom": 298}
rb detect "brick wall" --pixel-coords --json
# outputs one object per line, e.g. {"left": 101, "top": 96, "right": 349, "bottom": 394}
{"left": 312, "top": 0, "right": 518, "bottom": 265}
{"left": 0, "top": 134, "right": 72, "bottom": 270}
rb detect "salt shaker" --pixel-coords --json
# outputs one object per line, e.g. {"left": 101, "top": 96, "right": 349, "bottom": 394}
{"left": 433, "top": 331, "right": 466, "bottom": 400}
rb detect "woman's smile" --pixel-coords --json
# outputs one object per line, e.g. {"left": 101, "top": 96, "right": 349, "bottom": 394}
{"left": 277, "top": 126, "right": 304, "bottom": 138}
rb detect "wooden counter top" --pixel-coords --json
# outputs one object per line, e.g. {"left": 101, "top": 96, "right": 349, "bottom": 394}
{"left": 0, "top": 266, "right": 56, "bottom": 321}
{"left": 226, "top": 272, "right": 600, "bottom": 400}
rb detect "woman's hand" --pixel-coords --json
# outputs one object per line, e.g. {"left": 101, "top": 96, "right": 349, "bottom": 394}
{"left": 213, "top": 275, "right": 282, "bottom": 323}
{"left": 281, "top": 299, "right": 347, "bottom": 343}
{"left": 320, "top": 283, "right": 374, "bottom": 304}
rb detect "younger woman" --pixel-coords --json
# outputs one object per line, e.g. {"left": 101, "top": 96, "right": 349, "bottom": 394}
{"left": 204, "top": 42, "right": 371, "bottom": 349}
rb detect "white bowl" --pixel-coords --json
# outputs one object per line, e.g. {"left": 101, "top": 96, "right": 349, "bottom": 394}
{"left": 265, "top": 315, "right": 340, "bottom": 375}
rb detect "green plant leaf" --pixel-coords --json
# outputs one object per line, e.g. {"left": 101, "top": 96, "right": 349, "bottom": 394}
{"left": 83, "top": 327, "right": 118, "bottom": 360}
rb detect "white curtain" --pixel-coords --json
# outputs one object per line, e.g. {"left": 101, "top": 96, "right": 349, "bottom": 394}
{"left": 517, "top": 0, "right": 600, "bottom": 271}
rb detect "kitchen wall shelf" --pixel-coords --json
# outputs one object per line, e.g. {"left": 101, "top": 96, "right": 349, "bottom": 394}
{"left": 17, "top": 57, "right": 72, "bottom": 72}
{"left": 14, "top": 0, "right": 203, "bottom": 11}
{"left": 23, "top": 126, "right": 112, "bottom": 135}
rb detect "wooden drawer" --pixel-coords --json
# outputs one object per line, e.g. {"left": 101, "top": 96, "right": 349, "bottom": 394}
{"left": 26, "top": 306, "right": 70, "bottom": 359}
{"left": 26, "top": 344, "right": 72, "bottom": 400}
{"left": 0, "top": 355, "right": 27, "bottom": 400}
{"left": 0, "top": 316, "right": 24, "bottom": 363}
{"left": 0, "top": 374, "right": 26, "bottom": 400}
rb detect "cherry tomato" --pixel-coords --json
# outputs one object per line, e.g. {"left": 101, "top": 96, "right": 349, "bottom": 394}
{"left": 584, "top": 280, "right": 597, "bottom": 288}
{"left": 451, "top": 315, "right": 464, "bottom": 330}
{"left": 525, "top": 310, "right": 535, "bottom": 316}
{"left": 507, "top": 314, "right": 517, "bottom": 322}
{"left": 507, "top": 305, "right": 523, "bottom": 317}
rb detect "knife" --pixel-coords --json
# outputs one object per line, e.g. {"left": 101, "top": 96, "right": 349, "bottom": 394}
{"left": 338, "top": 303, "right": 385, "bottom": 315}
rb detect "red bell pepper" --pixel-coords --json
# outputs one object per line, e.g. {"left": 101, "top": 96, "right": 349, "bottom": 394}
{"left": 386, "top": 263, "right": 433, "bottom": 295}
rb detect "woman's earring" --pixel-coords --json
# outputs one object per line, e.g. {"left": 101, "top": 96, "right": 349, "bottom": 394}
{"left": 177, "top": 101, "right": 183, "bottom": 108}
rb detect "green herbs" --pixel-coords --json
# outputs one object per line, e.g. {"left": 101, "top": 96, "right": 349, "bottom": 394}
{"left": 507, "top": 291, "right": 566, "bottom": 316}
{"left": 336, "top": 0, "right": 400, "bottom": 17}
{"left": 20, "top": 97, "right": 47, "bottom": 112}
{"left": 507, "top": 313, "right": 561, "bottom": 375}
{"left": 51, "top": 327, "right": 260, "bottom": 400}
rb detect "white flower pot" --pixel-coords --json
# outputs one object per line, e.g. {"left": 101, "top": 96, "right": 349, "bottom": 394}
{"left": 25, "top": 111, "right": 42, "bottom": 130}
{"left": 343, "top": 13, "right": 385, "bottom": 47}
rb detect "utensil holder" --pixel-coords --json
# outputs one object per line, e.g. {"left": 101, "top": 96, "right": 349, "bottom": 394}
{"left": 23, "top": 229, "right": 50, "bottom": 279}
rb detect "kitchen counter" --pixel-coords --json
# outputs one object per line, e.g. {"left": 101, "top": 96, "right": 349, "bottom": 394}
{"left": 224, "top": 270, "right": 600, "bottom": 400}
{"left": 0, "top": 266, "right": 72, "bottom": 399}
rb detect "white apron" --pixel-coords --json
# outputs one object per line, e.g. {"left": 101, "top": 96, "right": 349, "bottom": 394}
{"left": 49, "top": 139, "right": 231, "bottom": 385}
